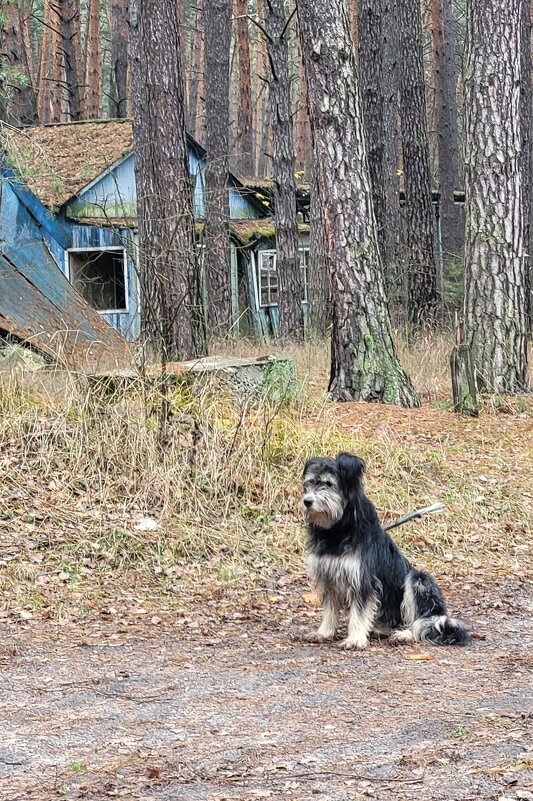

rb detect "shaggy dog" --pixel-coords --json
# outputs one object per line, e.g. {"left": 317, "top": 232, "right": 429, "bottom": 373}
{"left": 303, "top": 453, "right": 471, "bottom": 649}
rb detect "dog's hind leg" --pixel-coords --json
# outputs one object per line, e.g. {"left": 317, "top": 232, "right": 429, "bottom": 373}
{"left": 317, "top": 593, "right": 339, "bottom": 640}
{"left": 400, "top": 570, "right": 471, "bottom": 646}
{"left": 341, "top": 594, "right": 380, "bottom": 650}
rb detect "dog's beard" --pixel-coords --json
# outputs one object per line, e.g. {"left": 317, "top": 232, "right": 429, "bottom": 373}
{"left": 302, "top": 491, "right": 344, "bottom": 529}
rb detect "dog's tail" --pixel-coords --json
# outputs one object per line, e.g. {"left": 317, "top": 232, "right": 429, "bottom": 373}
{"left": 413, "top": 615, "right": 472, "bottom": 647}
{"left": 404, "top": 569, "right": 472, "bottom": 647}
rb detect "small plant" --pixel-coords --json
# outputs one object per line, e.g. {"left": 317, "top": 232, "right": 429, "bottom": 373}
{"left": 67, "top": 761, "right": 87, "bottom": 773}
{"left": 451, "top": 725, "right": 473, "bottom": 741}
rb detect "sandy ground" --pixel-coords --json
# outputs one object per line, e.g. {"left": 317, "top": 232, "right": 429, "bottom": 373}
{"left": 1, "top": 577, "right": 532, "bottom": 801}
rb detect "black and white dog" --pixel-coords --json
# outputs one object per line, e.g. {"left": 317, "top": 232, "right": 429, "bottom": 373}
{"left": 303, "top": 453, "right": 471, "bottom": 649}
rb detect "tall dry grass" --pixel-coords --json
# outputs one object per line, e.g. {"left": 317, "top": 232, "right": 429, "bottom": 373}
{"left": 0, "top": 332, "right": 531, "bottom": 613}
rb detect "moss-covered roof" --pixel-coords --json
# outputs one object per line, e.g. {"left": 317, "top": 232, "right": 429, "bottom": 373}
{"left": 5, "top": 119, "right": 135, "bottom": 208}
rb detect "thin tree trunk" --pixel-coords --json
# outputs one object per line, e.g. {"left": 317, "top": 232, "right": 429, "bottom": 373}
{"left": 358, "top": 0, "right": 400, "bottom": 276}
{"left": 0, "top": 1, "right": 37, "bottom": 124}
{"left": 521, "top": 0, "right": 533, "bottom": 331}
{"left": 51, "top": 0, "right": 83, "bottom": 120}
{"left": 203, "top": 0, "right": 232, "bottom": 333}
{"left": 186, "top": 0, "right": 203, "bottom": 136}
{"left": 296, "top": 0, "right": 419, "bottom": 406}
{"left": 398, "top": 0, "right": 438, "bottom": 330}
{"left": 109, "top": 0, "right": 129, "bottom": 118}
{"left": 463, "top": 0, "right": 529, "bottom": 393}
{"left": 296, "top": 52, "right": 311, "bottom": 176}
{"left": 83, "top": 0, "right": 102, "bottom": 118}
{"left": 307, "top": 163, "right": 328, "bottom": 337}
{"left": 264, "top": 0, "right": 303, "bottom": 340}
{"left": 129, "top": 0, "right": 201, "bottom": 360}
{"left": 37, "top": 0, "right": 53, "bottom": 123}
{"left": 235, "top": 0, "right": 254, "bottom": 173}
{"left": 431, "top": 0, "right": 461, "bottom": 257}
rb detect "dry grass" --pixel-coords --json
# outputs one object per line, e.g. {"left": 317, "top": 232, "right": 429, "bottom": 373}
{"left": 0, "top": 333, "right": 532, "bottom": 620}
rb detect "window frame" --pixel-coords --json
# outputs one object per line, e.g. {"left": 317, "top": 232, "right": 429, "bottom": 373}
{"left": 257, "top": 247, "right": 310, "bottom": 308}
{"left": 65, "top": 246, "right": 129, "bottom": 315}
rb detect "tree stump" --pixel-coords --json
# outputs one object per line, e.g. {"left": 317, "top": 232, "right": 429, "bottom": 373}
{"left": 451, "top": 322, "right": 479, "bottom": 416}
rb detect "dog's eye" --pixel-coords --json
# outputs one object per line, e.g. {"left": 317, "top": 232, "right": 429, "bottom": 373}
{"left": 323, "top": 480, "right": 333, "bottom": 488}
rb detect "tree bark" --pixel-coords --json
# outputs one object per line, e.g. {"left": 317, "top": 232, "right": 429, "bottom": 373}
{"left": 296, "top": 0, "right": 419, "bottom": 406}
{"left": 0, "top": 1, "right": 37, "bottom": 124}
{"left": 431, "top": 0, "right": 461, "bottom": 257}
{"left": 203, "top": 0, "right": 232, "bottom": 334}
{"left": 234, "top": 0, "right": 254, "bottom": 174}
{"left": 83, "top": 0, "right": 102, "bottom": 118}
{"left": 109, "top": 0, "right": 129, "bottom": 118}
{"left": 265, "top": 0, "right": 303, "bottom": 340}
{"left": 521, "top": 0, "right": 532, "bottom": 331}
{"left": 51, "top": 0, "right": 83, "bottom": 121}
{"left": 398, "top": 0, "right": 438, "bottom": 330}
{"left": 129, "top": 0, "right": 201, "bottom": 360}
{"left": 186, "top": 0, "right": 204, "bottom": 138}
{"left": 307, "top": 163, "right": 329, "bottom": 337}
{"left": 463, "top": 0, "right": 529, "bottom": 393}
{"left": 358, "top": 0, "right": 401, "bottom": 276}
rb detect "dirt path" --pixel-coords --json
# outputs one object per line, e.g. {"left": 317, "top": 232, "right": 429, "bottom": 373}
{"left": 1, "top": 580, "right": 532, "bottom": 801}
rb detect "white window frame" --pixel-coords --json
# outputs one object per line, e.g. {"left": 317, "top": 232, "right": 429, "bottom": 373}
{"left": 258, "top": 249, "right": 278, "bottom": 308}
{"left": 65, "top": 246, "right": 129, "bottom": 315}
{"left": 257, "top": 247, "right": 310, "bottom": 308}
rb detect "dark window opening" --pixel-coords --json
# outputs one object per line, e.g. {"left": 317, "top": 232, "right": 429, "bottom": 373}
{"left": 68, "top": 249, "right": 127, "bottom": 313}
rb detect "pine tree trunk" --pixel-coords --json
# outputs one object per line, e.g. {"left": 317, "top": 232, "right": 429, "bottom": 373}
{"left": 265, "top": 0, "right": 303, "bottom": 340}
{"left": 296, "top": 0, "right": 420, "bottom": 406}
{"left": 431, "top": 0, "right": 461, "bottom": 257}
{"left": 84, "top": 0, "right": 102, "bottom": 119}
{"left": 37, "top": 0, "right": 54, "bottom": 123}
{"left": 109, "top": 0, "right": 129, "bottom": 118}
{"left": 398, "top": 0, "right": 438, "bottom": 330}
{"left": 203, "top": 0, "right": 232, "bottom": 334}
{"left": 235, "top": 0, "right": 254, "bottom": 174}
{"left": 129, "top": 0, "right": 200, "bottom": 360}
{"left": 521, "top": 0, "right": 532, "bottom": 331}
{"left": 0, "top": 1, "right": 37, "bottom": 124}
{"left": 358, "top": 0, "right": 400, "bottom": 276}
{"left": 51, "top": 0, "right": 83, "bottom": 121}
{"left": 463, "top": 0, "right": 529, "bottom": 393}
{"left": 296, "top": 52, "right": 311, "bottom": 176}
{"left": 186, "top": 0, "right": 204, "bottom": 137}
{"left": 307, "top": 164, "right": 329, "bottom": 337}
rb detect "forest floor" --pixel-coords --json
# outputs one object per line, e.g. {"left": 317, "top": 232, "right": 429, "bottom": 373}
{"left": 1, "top": 340, "right": 533, "bottom": 800}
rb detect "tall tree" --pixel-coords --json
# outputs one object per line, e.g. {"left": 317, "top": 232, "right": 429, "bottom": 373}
{"left": 109, "top": 0, "right": 129, "bottom": 118}
{"left": 203, "top": 0, "right": 232, "bottom": 334}
{"left": 50, "top": 0, "right": 83, "bottom": 121}
{"left": 398, "top": 0, "right": 438, "bottom": 329}
{"left": 186, "top": 0, "right": 204, "bottom": 138}
{"left": 520, "top": 0, "right": 532, "bottom": 330}
{"left": 463, "top": 0, "right": 529, "bottom": 393}
{"left": 264, "top": 0, "right": 303, "bottom": 340}
{"left": 358, "top": 0, "right": 401, "bottom": 276}
{"left": 296, "top": 0, "right": 419, "bottom": 406}
{"left": 129, "top": 0, "right": 200, "bottom": 360}
{"left": 0, "top": 0, "right": 36, "bottom": 124}
{"left": 307, "top": 163, "right": 328, "bottom": 337}
{"left": 234, "top": 0, "right": 254, "bottom": 174}
{"left": 431, "top": 0, "right": 461, "bottom": 256}
{"left": 83, "top": 0, "right": 102, "bottom": 118}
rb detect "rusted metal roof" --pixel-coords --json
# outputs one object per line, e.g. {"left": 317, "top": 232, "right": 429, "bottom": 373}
{"left": 0, "top": 239, "right": 132, "bottom": 372}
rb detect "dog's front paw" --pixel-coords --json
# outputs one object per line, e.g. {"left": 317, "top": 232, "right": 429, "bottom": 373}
{"left": 316, "top": 622, "right": 337, "bottom": 641}
{"left": 339, "top": 636, "right": 368, "bottom": 651}
{"left": 389, "top": 629, "right": 414, "bottom": 646}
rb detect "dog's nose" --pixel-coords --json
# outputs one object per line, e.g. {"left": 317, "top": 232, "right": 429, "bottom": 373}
{"left": 303, "top": 498, "right": 313, "bottom": 508}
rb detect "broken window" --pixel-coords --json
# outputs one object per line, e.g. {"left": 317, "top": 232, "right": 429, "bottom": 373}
{"left": 257, "top": 248, "right": 309, "bottom": 307}
{"left": 68, "top": 248, "right": 127, "bottom": 313}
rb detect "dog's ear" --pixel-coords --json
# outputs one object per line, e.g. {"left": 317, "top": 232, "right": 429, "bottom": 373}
{"left": 336, "top": 453, "right": 365, "bottom": 502}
